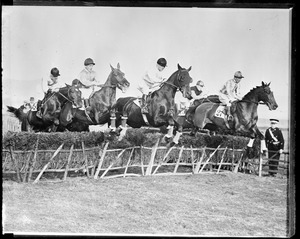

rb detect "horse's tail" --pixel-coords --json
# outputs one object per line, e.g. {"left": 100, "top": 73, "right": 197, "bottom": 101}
{"left": 7, "top": 106, "right": 27, "bottom": 121}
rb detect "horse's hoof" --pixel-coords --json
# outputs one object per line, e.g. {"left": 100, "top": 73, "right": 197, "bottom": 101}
{"left": 166, "top": 142, "right": 176, "bottom": 149}
{"left": 163, "top": 136, "right": 172, "bottom": 144}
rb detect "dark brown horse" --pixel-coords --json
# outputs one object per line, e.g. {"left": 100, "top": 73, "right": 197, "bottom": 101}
{"left": 7, "top": 104, "right": 32, "bottom": 131}
{"left": 188, "top": 82, "right": 278, "bottom": 149}
{"left": 35, "top": 84, "right": 83, "bottom": 132}
{"left": 113, "top": 64, "right": 193, "bottom": 144}
{"left": 7, "top": 104, "right": 51, "bottom": 132}
{"left": 59, "top": 63, "right": 130, "bottom": 131}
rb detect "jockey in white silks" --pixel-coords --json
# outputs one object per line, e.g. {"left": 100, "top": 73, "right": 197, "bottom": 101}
{"left": 77, "top": 58, "right": 102, "bottom": 114}
{"left": 137, "top": 57, "right": 168, "bottom": 114}
{"left": 218, "top": 71, "right": 244, "bottom": 120}
{"left": 36, "top": 67, "right": 65, "bottom": 118}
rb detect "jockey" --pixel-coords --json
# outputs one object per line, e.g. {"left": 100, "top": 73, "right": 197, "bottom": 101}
{"left": 42, "top": 67, "right": 65, "bottom": 93}
{"left": 184, "top": 80, "right": 208, "bottom": 121}
{"left": 37, "top": 67, "right": 64, "bottom": 118}
{"left": 218, "top": 71, "right": 244, "bottom": 120}
{"left": 77, "top": 58, "right": 102, "bottom": 114}
{"left": 29, "top": 97, "right": 37, "bottom": 111}
{"left": 137, "top": 57, "right": 168, "bottom": 114}
{"left": 189, "top": 80, "right": 208, "bottom": 107}
{"left": 23, "top": 100, "right": 31, "bottom": 113}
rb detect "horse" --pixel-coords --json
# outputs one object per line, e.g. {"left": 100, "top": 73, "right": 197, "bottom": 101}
{"left": 30, "top": 84, "right": 83, "bottom": 132}
{"left": 7, "top": 104, "right": 32, "bottom": 131}
{"left": 58, "top": 63, "right": 130, "bottom": 132}
{"left": 112, "top": 64, "right": 193, "bottom": 144}
{"left": 188, "top": 81, "right": 278, "bottom": 150}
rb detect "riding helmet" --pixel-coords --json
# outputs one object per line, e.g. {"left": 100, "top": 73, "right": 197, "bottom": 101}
{"left": 234, "top": 71, "right": 244, "bottom": 78}
{"left": 157, "top": 58, "right": 167, "bottom": 67}
{"left": 50, "top": 67, "right": 60, "bottom": 77}
{"left": 84, "top": 58, "right": 95, "bottom": 66}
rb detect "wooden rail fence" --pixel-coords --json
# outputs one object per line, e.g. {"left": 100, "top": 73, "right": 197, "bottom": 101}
{"left": 2, "top": 141, "right": 289, "bottom": 183}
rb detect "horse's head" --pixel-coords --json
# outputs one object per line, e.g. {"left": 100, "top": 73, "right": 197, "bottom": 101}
{"left": 64, "top": 84, "right": 83, "bottom": 108}
{"left": 259, "top": 82, "right": 278, "bottom": 110}
{"left": 176, "top": 64, "right": 193, "bottom": 99}
{"left": 109, "top": 63, "right": 130, "bottom": 93}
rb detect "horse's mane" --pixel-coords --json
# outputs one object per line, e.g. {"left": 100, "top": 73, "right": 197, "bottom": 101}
{"left": 242, "top": 85, "right": 264, "bottom": 101}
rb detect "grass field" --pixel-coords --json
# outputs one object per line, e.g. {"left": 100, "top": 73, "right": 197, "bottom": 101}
{"left": 2, "top": 173, "right": 289, "bottom": 237}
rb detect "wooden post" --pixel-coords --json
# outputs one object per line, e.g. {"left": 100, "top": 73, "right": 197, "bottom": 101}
{"left": 22, "top": 150, "right": 33, "bottom": 183}
{"left": 94, "top": 142, "right": 109, "bottom": 179}
{"left": 33, "top": 143, "right": 64, "bottom": 184}
{"left": 28, "top": 137, "right": 39, "bottom": 182}
{"left": 258, "top": 151, "right": 263, "bottom": 177}
{"left": 63, "top": 144, "right": 74, "bottom": 181}
{"left": 9, "top": 146, "right": 21, "bottom": 183}
{"left": 82, "top": 142, "right": 90, "bottom": 178}
{"left": 217, "top": 147, "right": 227, "bottom": 174}
{"left": 123, "top": 148, "right": 134, "bottom": 177}
{"left": 194, "top": 147, "right": 206, "bottom": 173}
{"left": 190, "top": 146, "right": 195, "bottom": 174}
{"left": 140, "top": 146, "right": 145, "bottom": 176}
{"left": 231, "top": 141, "right": 235, "bottom": 171}
{"left": 145, "top": 139, "right": 160, "bottom": 176}
{"left": 173, "top": 146, "right": 184, "bottom": 173}
{"left": 234, "top": 153, "right": 244, "bottom": 173}
{"left": 199, "top": 145, "right": 221, "bottom": 173}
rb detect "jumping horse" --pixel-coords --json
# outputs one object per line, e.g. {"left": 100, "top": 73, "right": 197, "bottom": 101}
{"left": 112, "top": 64, "right": 193, "bottom": 144}
{"left": 58, "top": 63, "right": 130, "bottom": 131}
{"left": 188, "top": 82, "right": 278, "bottom": 150}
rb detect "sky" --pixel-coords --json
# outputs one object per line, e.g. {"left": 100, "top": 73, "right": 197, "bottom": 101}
{"left": 2, "top": 6, "right": 292, "bottom": 127}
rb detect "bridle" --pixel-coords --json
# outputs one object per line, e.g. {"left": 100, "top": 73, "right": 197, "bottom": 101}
{"left": 162, "top": 70, "right": 190, "bottom": 92}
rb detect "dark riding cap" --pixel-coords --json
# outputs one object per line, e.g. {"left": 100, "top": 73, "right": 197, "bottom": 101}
{"left": 50, "top": 67, "right": 60, "bottom": 77}
{"left": 234, "top": 71, "right": 244, "bottom": 79}
{"left": 84, "top": 58, "right": 95, "bottom": 66}
{"left": 157, "top": 58, "right": 167, "bottom": 67}
{"left": 270, "top": 119, "right": 279, "bottom": 124}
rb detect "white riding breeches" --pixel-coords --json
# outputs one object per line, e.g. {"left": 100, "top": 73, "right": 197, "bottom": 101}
{"left": 80, "top": 86, "right": 100, "bottom": 99}
{"left": 219, "top": 93, "right": 234, "bottom": 106}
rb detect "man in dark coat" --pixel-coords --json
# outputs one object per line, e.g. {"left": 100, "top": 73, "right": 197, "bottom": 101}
{"left": 265, "top": 119, "right": 285, "bottom": 176}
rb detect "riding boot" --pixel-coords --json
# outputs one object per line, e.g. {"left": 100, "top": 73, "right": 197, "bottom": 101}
{"left": 226, "top": 105, "right": 233, "bottom": 121}
{"left": 84, "top": 99, "right": 89, "bottom": 108}
{"left": 36, "top": 110, "right": 42, "bottom": 118}
{"left": 141, "top": 94, "right": 149, "bottom": 114}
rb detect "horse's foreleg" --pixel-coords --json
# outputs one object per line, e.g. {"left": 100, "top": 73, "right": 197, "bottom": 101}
{"left": 252, "top": 125, "right": 267, "bottom": 153}
{"left": 165, "top": 108, "right": 175, "bottom": 139}
{"left": 172, "top": 121, "right": 183, "bottom": 144}
{"left": 118, "top": 115, "right": 128, "bottom": 140}
{"left": 109, "top": 109, "right": 117, "bottom": 132}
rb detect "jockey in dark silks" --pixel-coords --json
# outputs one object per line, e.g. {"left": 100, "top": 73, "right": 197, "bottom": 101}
{"left": 185, "top": 80, "right": 208, "bottom": 123}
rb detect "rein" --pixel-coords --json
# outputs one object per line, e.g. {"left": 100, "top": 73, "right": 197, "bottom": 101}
{"left": 41, "top": 87, "right": 75, "bottom": 106}
{"left": 162, "top": 70, "right": 186, "bottom": 91}
{"left": 239, "top": 99, "right": 266, "bottom": 105}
